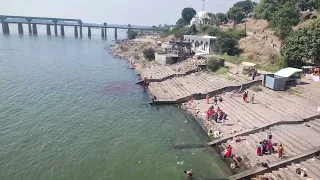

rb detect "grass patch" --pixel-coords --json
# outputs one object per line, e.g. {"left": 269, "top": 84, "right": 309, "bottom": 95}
{"left": 257, "top": 64, "right": 282, "bottom": 73}
{"left": 220, "top": 54, "right": 246, "bottom": 65}
{"left": 221, "top": 54, "right": 282, "bottom": 73}
{"left": 226, "top": 76, "right": 237, "bottom": 82}
{"left": 215, "top": 67, "right": 229, "bottom": 75}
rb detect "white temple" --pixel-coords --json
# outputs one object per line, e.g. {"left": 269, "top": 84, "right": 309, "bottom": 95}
{"left": 189, "top": 11, "right": 210, "bottom": 26}
{"left": 189, "top": 0, "right": 210, "bottom": 26}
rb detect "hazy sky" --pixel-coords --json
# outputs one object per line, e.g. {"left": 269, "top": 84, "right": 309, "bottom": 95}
{"left": 1, "top": 0, "right": 255, "bottom": 26}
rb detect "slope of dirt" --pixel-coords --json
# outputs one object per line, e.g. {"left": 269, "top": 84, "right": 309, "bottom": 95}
{"left": 238, "top": 36, "right": 279, "bottom": 64}
{"left": 232, "top": 18, "right": 281, "bottom": 64}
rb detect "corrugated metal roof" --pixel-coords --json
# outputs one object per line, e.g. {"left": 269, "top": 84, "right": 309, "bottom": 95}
{"left": 274, "top": 67, "right": 302, "bottom": 78}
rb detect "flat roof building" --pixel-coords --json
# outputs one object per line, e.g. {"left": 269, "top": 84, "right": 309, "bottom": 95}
{"left": 183, "top": 35, "right": 217, "bottom": 54}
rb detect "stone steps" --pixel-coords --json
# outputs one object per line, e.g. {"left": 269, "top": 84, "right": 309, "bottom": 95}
{"left": 309, "top": 119, "right": 320, "bottom": 133}
{"left": 170, "top": 77, "right": 192, "bottom": 97}
{"left": 261, "top": 89, "right": 316, "bottom": 117}
{"left": 262, "top": 157, "right": 320, "bottom": 180}
{"left": 184, "top": 74, "right": 211, "bottom": 93}
{"left": 253, "top": 90, "right": 302, "bottom": 120}
{"left": 217, "top": 96, "right": 256, "bottom": 130}
{"left": 224, "top": 95, "right": 270, "bottom": 127}
{"left": 220, "top": 124, "right": 320, "bottom": 171}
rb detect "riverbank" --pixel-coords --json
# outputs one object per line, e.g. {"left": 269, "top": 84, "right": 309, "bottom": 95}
{"left": 110, "top": 36, "right": 253, "bottom": 172}
{"left": 110, "top": 36, "right": 320, "bottom": 179}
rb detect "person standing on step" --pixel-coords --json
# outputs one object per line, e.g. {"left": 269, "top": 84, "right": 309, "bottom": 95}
{"left": 267, "top": 139, "right": 273, "bottom": 155}
{"left": 206, "top": 94, "right": 210, "bottom": 104}
{"left": 278, "top": 144, "right": 284, "bottom": 159}
{"left": 243, "top": 91, "right": 248, "bottom": 103}
{"left": 213, "top": 96, "right": 218, "bottom": 105}
{"left": 267, "top": 131, "right": 272, "bottom": 140}
{"left": 250, "top": 94, "right": 255, "bottom": 104}
{"left": 257, "top": 142, "right": 263, "bottom": 156}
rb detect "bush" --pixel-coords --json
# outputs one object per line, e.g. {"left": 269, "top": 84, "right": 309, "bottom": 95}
{"left": 207, "top": 58, "right": 221, "bottom": 71}
{"left": 206, "top": 27, "right": 221, "bottom": 36}
{"left": 127, "top": 30, "right": 138, "bottom": 40}
{"left": 143, "top": 48, "right": 155, "bottom": 61}
{"left": 216, "top": 37, "right": 240, "bottom": 55}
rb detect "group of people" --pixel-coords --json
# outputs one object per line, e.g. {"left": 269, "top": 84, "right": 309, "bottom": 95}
{"left": 243, "top": 91, "right": 254, "bottom": 104}
{"left": 206, "top": 94, "right": 223, "bottom": 105}
{"left": 256, "top": 132, "right": 284, "bottom": 159}
{"left": 206, "top": 106, "right": 227, "bottom": 124}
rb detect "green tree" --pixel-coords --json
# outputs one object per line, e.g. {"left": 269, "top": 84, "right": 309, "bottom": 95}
{"left": 176, "top": 18, "right": 185, "bottom": 27}
{"left": 207, "top": 58, "right": 221, "bottom": 71}
{"left": 171, "top": 27, "right": 191, "bottom": 41}
{"left": 181, "top": 8, "right": 197, "bottom": 25}
{"left": 281, "top": 18, "right": 320, "bottom": 66}
{"left": 253, "top": 0, "right": 279, "bottom": 21}
{"left": 216, "top": 36, "right": 239, "bottom": 55}
{"left": 127, "top": 30, "right": 138, "bottom": 40}
{"left": 190, "top": 24, "right": 198, "bottom": 35}
{"left": 143, "top": 48, "right": 155, "bottom": 61}
{"left": 210, "top": 13, "right": 228, "bottom": 26}
{"left": 227, "top": 6, "right": 247, "bottom": 23}
{"left": 206, "top": 27, "right": 221, "bottom": 36}
{"left": 233, "top": 0, "right": 258, "bottom": 15}
{"left": 269, "top": 2, "right": 300, "bottom": 40}
{"left": 220, "top": 28, "right": 246, "bottom": 40}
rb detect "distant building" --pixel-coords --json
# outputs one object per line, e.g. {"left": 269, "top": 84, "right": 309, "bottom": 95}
{"left": 155, "top": 41, "right": 192, "bottom": 65}
{"left": 189, "top": 11, "right": 211, "bottom": 26}
{"left": 161, "top": 41, "right": 192, "bottom": 56}
{"left": 183, "top": 35, "right": 217, "bottom": 53}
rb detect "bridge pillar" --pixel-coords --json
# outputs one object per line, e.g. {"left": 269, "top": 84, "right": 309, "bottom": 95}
{"left": 79, "top": 21, "right": 83, "bottom": 38}
{"left": 18, "top": 23, "right": 23, "bottom": 34}
{"left": 114, "top": 28, "right": 118, "bottom": 41}
{"left": 2, "top": 22, "right": 10, "bottom": 34}
{"left": 32, "top": 24, "right": 37, "bottom": 35}
{"left": 101, "top": 28, "right": 105, "bottom": 39}
{"left": 54, "top": 24, "right": 58, "bottom": 36}
{"left": 60, "top": 25, "right": 65, "bottom": 36}
{"left": 88, "top": 27, "right": 91, "bottom": 38}
{"left": 104, "top": 23, "right": 107, "bottom": 40}
{"left": 28, "top": 23, "right": 32, "bottom": 35}
{"left": 46, "top": 25, "right": 51, "bottom": 35}
{"left": 74, "top": 26, "right": 78, "bottom": 38}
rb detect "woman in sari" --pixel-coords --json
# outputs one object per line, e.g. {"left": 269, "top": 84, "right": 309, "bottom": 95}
{"left": 257, "top": 142, "right": 263, "bottom": 156}
{"left": 224, "top": 145, "right": 232, "bottom": 158}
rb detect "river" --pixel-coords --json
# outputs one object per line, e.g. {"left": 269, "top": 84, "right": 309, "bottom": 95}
{"left": 0, "top": 31, "right": 231, "bottom": 180}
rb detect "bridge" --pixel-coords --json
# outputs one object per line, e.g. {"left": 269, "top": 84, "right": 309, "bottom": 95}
{"left": 0, "top": 15, "right": 163, "bottom": 40}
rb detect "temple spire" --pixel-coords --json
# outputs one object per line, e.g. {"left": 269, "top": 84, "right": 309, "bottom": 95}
{"left": 202, "top": 0, "right": 205, "bottom": 11}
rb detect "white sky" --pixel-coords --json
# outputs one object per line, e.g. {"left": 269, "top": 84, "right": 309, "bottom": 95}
{"left": 0, "top": 0, "right": 258, "bottom": 26}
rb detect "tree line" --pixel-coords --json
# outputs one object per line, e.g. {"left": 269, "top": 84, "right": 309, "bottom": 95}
{"left": 160, "top": 0, "right": 320, "bottom": 67}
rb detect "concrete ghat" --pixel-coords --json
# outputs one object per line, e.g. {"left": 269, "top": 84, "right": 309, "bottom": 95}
{"left": 229, "top": 147, "right": 320, "bottom": 180}
{"left": 148, "top": 80, "right": 262, "bottom": 105}
{"left": 135, "top": 68, "right": 198, "bottom": 84}
{"left": 207, "top": 114, "right": 320, "bottom": 146}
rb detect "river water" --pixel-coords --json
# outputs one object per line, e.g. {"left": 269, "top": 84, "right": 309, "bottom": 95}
{"left": 0, "top": 31, "right": 231, "bottom": 180}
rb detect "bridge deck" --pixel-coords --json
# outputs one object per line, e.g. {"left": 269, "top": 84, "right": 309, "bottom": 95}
{"left": 0, "top": 15, "right": 157, "bottom": 30}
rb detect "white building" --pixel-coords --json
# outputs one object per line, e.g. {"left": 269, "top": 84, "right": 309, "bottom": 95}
{"left": 189, "top": 11, "right": 211, "bottom": 26}
{"left": 183, "top": 35, "right": 217, "bottom": 53}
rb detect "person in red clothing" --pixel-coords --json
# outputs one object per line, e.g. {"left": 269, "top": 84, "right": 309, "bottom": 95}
{"left": 210, "top": 107, "right": 215, "bottom": 121}
{"left": 223, "top": 145, "right": 232, "bottom": 158}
